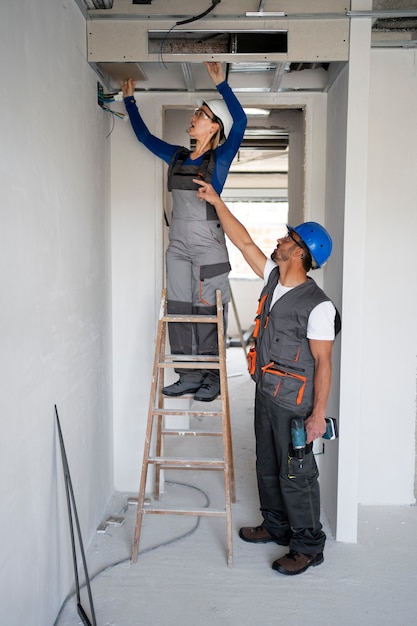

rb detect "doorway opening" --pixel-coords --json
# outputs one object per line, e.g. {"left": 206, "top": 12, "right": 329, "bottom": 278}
{"left": 223, "top": 107, "right": 304, "bottom": 279}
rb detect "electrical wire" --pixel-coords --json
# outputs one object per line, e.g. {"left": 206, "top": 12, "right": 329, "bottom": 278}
{"left": 158, "top": 0, "right": 222, "bottom": 69}
{"left": 158, "top": 24, "right": 178, "bottom": 69}
{"left": 176, "top": 0, "right": 221, "bottom": 26}
{"left": 97, "top": 87, "right": 126, "bottom": 129}
{"left": 100, "top": 104, "right": 125, "bottom": 121}
{"left": 53, "top": 480, "right": 210, "bottom": 625}
{"left": 97, "top": 87, "right": 125, "bottom": 137}
{"left": 105, "top": 112, "right": 116, "bottom": 138}
{"left": 97, "top": 90, "right": 119, "bottom": 105}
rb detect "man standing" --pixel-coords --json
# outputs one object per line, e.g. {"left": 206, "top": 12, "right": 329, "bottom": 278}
{"left": 194, "top": 179, "right": 339, "bottom": 576}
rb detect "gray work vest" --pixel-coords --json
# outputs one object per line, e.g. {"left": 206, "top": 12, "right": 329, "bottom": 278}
{"left": 252, "top": 266, "right": 332, "bottom": 414}
{"left": 167, "top": 148, "right": 218, "bottom": 221}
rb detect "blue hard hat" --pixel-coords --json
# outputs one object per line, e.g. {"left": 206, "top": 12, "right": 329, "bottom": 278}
{"left": 288, "top": 221, "right": 333, "bottom": 269}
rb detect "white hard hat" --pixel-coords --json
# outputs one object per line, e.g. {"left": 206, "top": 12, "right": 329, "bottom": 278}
{"left": 197, "top": 98, "right": 233, "bottom": 140}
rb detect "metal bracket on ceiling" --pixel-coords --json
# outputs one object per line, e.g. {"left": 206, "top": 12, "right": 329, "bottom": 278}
{"left": 347, "top": 10, "right": 417, "bottom": 19}
{"left": 181, "top": 63, "right": 195, "bottom": 92}
{"left": 246, "top": 0, "right": 286, "bottom": 18}
{"left": 270, "top": 63, "right": 288, "bottom": 93}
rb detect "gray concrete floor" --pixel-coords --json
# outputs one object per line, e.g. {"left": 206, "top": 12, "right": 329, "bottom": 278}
{"left": 56, "top": 348, "right": 417, "bottom": 626}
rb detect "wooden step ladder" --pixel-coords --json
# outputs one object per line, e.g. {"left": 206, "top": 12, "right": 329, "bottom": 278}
{"left": 131, "top": 289, "right": 236, "bottom": 567}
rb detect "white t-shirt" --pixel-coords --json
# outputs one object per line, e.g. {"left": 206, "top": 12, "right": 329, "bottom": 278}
{"left": 264, "top": 259, "right": 336, "bottom": 341}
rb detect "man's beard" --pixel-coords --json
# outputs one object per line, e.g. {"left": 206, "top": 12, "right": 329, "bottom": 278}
{"left": 270, "top": 249, "right": 277, "bottom": 262}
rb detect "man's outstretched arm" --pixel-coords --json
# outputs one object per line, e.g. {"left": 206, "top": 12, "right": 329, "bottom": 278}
{"left": 194, "top": 180, "right": 267, "bottom": 278}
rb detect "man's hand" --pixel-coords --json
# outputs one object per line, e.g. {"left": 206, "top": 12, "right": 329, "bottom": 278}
{"left": 204, "top": 61, "right": 224, "bottom": 86}
{"left": 305, "top": 414, "right": 327, "bottom": 444}
{"left": 121, "top": 79, "right": 136, "bottom": 98}
{"left": 193, "top": 179, "right": 220, "bottom": 205}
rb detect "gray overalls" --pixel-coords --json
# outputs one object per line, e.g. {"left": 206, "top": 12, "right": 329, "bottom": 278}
{"left": 166, "top": 148, "right": 231, "bottom": 383}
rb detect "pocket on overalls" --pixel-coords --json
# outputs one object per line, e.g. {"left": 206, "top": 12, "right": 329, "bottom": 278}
{"left": 207, "top": 220, "right": 227, "bottom": 246}
{"left": 199, "top": 262, "right": 231, "bottom": 306}
{"left": 261, "top": 362, "right": 307, "bottom": 407}
{"left": 269, "top": 336, "right": 302, "bottom": 366}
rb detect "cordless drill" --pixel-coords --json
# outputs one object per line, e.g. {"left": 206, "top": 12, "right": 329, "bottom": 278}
{"left": 291, "top": 417, "right": 306, "bottom": 468}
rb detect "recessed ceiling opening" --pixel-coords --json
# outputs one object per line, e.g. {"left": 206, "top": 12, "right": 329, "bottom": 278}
{"left": 148, "top": 30, "right": 288, "bottom": 55}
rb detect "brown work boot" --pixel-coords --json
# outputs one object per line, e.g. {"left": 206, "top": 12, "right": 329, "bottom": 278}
{"left": 272, "top": 550, "right": 324, "bottom": 575}
{"left": 239, "top": 525, "right": 289, "bottom": 546}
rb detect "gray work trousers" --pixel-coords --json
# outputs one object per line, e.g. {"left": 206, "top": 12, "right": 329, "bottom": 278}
{"left": 166, "top": 216, "right": 230, "bottom": 383}
{"left": 254, "top": 389, "right": 326, "bottom": 554}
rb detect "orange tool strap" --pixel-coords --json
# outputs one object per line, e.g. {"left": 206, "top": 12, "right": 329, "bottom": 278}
{"left": 248, "top": 292, "right": 272, "bottom": 375}
{"left": 199, "top": 280, "right": 210, "bottom": 305}
{"left": 253, "top": 293, "right": 269, "bottom": 338}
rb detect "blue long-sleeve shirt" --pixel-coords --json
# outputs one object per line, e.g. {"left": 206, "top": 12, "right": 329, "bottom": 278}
{"left": 124, "top": 81, "right": 247, "bottom": 194}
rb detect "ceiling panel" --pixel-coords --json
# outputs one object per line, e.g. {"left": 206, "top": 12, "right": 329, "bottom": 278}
{"left": 74, "top": 0, "right": 417, "bottom": 92}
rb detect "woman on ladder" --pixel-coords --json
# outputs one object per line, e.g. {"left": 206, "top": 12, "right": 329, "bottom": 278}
{"left": 122, "top": 62, "right": 247, "bottom": 401}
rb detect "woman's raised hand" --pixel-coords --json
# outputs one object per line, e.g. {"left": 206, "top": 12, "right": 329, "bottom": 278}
{"left": 204, "top": 62, "right": 224, "bottom": 86}
{"left": 121, "top": 79, "right": 136, "bottom": 98}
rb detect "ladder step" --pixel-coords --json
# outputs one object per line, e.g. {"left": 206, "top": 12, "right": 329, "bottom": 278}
{"left": 161, "top": 429, "right": 222, "bottom": 437}
{"left": 143, "top": 507, "right": 227, "bottom": 517}
{"left": 163, "top": 354, "right": 219, "bottom": 363}
{"left": 158, "top": 362, "right": 220, "bottom": 370}
{"left": 152, "top": 408, "right": 223, "bottom": 418}
{"left": 147, "top": 457, "right": 226, "bottom": 469}
{"left": 162, "top": 315, "right": 218, "bottom": 323}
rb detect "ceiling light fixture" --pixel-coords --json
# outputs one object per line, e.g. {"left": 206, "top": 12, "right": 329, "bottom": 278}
{"left": 245, "top": 12, "right": 286, "bottom": 17}
{"left": 243, "top": 108, "right": 271, "bottom": 117}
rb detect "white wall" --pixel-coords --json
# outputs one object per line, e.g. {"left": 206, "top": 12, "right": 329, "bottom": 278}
{"left": 359, "top": 49, "right": 417, "bottom": 504}
{"left": 329, "top": 48, "right": 417, "bottom": 538}
{"left": 0, "top": 2, "right": 113, "bottom": 624}
{"left": 111, "top": 94, "right": 164, "bottom": 491}
{"left": 320, "top": 64, "right": 348, "bottom": 533}
{"left": 335, "top": 15, "right": 373, "bottom": 542}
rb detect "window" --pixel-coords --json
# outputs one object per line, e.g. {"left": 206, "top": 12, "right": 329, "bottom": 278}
{"left": 225, "top": 201, "right": 288, "bottom": 278}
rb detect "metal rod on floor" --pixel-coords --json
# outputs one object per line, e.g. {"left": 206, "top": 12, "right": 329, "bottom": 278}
{"left": 229, "top": 281, "right": 248, "bottom": 361}
{"left": 55, "top": 405, "right": 97, "bottom": 626}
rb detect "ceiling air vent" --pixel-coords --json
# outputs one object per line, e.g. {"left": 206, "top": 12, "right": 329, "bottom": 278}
{"left": 148, "top": 30, "right": 288, "bottom": 55}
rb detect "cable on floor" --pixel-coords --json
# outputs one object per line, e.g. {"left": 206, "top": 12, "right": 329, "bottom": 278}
{"left": 54, "top": 480, "right": 210, "bottom": 624}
